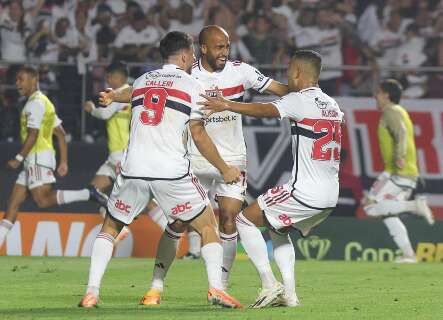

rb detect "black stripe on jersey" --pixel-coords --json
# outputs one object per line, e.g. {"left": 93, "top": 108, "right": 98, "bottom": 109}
{"left": 291, "top": 125, "right": 327, "bottom": 139}
{"left": 230, "top": 96, "right": 244, "bottom": 102}
{"left": 132, "top": 98, "right": 191, "bottom": 116}
{"left": 257, "top": 78, "right": 271, "bottom": 92}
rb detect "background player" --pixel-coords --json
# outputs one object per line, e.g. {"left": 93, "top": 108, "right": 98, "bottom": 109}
{"left": 78, "top": 31, "right": 242, "bottom": 309}
{"left": 362, "top": 79, "right": 434, "bottom": 263}
{"left": 185, "top": 25, "right": 289, "bottom": 287}
{"left": 83, "top": 62, "right": 167, "bottom": 240}
{"left": 200, "top": 50, "right": 343, "bottom": 308}
{"left": 0, "top": 66, "right": 106, "bottom": 247}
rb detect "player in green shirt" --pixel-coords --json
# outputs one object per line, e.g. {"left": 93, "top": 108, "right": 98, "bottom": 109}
{"left": 363, "top": 79, "right": 434, "bottom": 263}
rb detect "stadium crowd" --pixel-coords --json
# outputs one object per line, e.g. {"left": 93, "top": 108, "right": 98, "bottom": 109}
{"left": 1, "top": 0, "right": 443, "bottom": 141}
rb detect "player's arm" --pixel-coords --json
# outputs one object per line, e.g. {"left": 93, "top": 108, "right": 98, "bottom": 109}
{"left": 53, "top": 125, "right": 68, "bottom": 176}
{"left": 199, "top": 92, "right": 280, "bottom": 118}
{"left": 264, "top": 80, "right": 289, "bottom": 97}
{"left": 99, "top": 86, "right": 133, "bottom": 105}
{"left": 84, "top": 100, "right": 120, "bottom": 120}
{"left": 7, "top": 128, "right": 39, "bottom": 170}
{"left": 189, "top": 120, "right": 240, "bottom": 184}
{"left": 384, "top": 108, "right": 407, "bottom": 169}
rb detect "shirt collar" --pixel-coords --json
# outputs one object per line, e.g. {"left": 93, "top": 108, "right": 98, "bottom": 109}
{"left": 162, "top": 63, "right": 183, "bottom": 71}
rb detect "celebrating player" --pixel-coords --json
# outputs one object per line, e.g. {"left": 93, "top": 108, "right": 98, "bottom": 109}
{"left": 83, "top": 61, "right": 167, "bottom": 240}
{"left": 362, "top": 79, "right": 434, "bottom": 263}
{"left": 200, "top": 50, "right": 343, "bottom": 308}
{"left": 78, "top": 31, "right": 242, "bottom": 309}
{"left": 0, "top": 66, "right": 107, "bottom": 248}
{"left": 182, "top": 25, "right": 289, "bottom": 284}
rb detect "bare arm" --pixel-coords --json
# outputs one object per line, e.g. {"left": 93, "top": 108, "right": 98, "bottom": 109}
{"left": 53, "top": 125, "right": 68, "bottom": 176}
{"left": 6, "top": 128, "right": 38, "bottom": 169}
{"left": 99, "top": 86, "right": 133, "bottom": 105}
{"left": 264, "top": 80, "right": 289, "bottom": 97}
{"left": 198, "top": 92, "right": 280, "bottom": 118}
{"left": 189, "top": 120, "right": 240, "bottom": 183}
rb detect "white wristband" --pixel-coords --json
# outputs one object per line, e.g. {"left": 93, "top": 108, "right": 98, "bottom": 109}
{"left": 15, "top": 154, "right": 24, "bottom": 162}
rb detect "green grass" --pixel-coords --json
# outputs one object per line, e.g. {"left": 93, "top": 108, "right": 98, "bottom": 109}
{"left": 0, "top": 257, "right": 442, "bottom": 320}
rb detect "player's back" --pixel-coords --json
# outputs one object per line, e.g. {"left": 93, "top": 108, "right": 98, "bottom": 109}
{"left": 273, "top": 87, "right": 343, "bottom": 208}
{"left": 121, "top": 64, "right": 204, "bottom": 180}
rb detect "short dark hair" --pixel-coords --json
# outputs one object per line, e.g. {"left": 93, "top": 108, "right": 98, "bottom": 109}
{"left": 160, "top": 31, "right": 193, "bottom": 60}
{"left": 106, "top": 61, "right": 128, "bottom": 77}
{"left": 17, "top": 66, "right": 39, "bottom": 79}
{"left": 380, "top": 79, "right": 403, "bottom": 103}
{"left": 292, "top": 50, "right": 322, "bottom": 78}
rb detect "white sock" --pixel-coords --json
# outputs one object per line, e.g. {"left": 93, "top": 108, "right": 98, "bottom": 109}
{"left": 57, "top": 189, "right": 90, "bottom": 205}
{"left": 236, "top": 212, "right": 277, "bottom": 289}
{"left": 0, "top": 219, "right": 14, "bottom": 247}
{"left": 365, "top": 200, "right": 417, "bottom": 217}
{"left": 220, "top": 231, "right": 238, "bottom": 289}
{"left": 383, "top": 217, "right": 415, "bottom": 257}
{"left": 147, "top": 206, "right": 167, "bottom": 231}
{"left": 270, "top": 231, "right": 295, "bottom": 296}
{"left": 151, "top": 226, "right": 182, "bottom": 292}
{"left": 200, "top": 242, "right": 224, "bottom": 290}
{"left": 187, "top": 230, "right": 201, "bottom": 255}
{"left": 86, "top": 232, "right": 115, "bottom": 297}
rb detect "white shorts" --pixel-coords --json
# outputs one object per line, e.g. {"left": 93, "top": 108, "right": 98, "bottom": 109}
{"left": 367, "top": 172, "right": 416, "bottom": 202}
{"left": 96, "top": 151, "right": 124, "bottom": 181}
{"left": 192, "top": 162, "right": 247, "bottom": 202}
{"left": 16, "top": 151, "right": 56, "bottom": 190}
{"left": 257, "top": 185, "right": 333, "bottom": 236}
{"left": 107, "top": 173, "right": 210, "bottom": 225}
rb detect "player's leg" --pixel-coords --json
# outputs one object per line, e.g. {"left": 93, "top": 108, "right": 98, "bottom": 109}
{"left": 183, "top": 225, "right": 201, "bottom": 259}
{"left": 382, "top": 217, "right": 416, "bottom": 262}
{"left": 79, "top": 175, "right": 151, "bottom": 307}
{"left": 217, "top": 196, "right": 243, "bottom": 289}
{"left": 235, "top": 201, "right": 283, "bottom": 308}
{"left": 0, "top": 184, "right": 27, "bottom": 247}
{"left": 90, "top": 175, "right": 113, "bottom": 192}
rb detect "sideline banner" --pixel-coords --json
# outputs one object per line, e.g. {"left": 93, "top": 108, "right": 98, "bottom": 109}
{"left": 0, "top": 212, "right": 188, "bottom": 257}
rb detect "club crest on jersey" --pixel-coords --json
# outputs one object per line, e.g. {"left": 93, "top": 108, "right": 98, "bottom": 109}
{"left": 315, "top": 97, "right": 328, "bottom": 109}
{"left": 171, "top": 202, "right": 192, "bottom": 215}
{"left": 115, "top": 199, "right": 131, "bottom": 215}
{"left": 297, "top": 236, "right": 331, "bottom": 260}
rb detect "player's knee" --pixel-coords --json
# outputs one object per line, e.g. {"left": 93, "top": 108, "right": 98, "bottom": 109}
{"left": 33, "top": 194, "right": 51, "bottom": 208}
{"left": 219, "top": 210, "right": 237, "bottom": 233}
{"left": 199, "top": 224, "right": 218, "bottom": 241}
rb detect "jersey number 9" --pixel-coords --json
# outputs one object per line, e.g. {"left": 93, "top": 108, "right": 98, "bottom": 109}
{"left": 140, "top": 88, "right": 168, "bottom": 126}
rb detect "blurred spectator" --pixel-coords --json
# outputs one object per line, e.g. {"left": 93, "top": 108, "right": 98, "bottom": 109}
{"left": 113, "top": 11, "right": 160, "bottom": 62}
{"left": 0, "top": 91, "right": 20, "bottom": 142}
{"left": 166, "top": 2, "right": 204, "bottom": 40}
{"left": 92, "top": 4, "right": 116, "bottom": 60}
{"left": 53, "top": 17, "right": 79, "bottom": 62}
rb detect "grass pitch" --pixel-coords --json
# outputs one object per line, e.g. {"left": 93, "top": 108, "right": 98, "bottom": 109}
{"left": 0, "top": 257, "right": 441, "bottom": 320}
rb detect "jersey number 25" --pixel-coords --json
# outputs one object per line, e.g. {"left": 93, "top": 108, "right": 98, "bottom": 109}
{"left": 140, "top": 88, "right": 168, "bottom": 126}
{"left": 311, "top": 120, "right": 341, "bottom": 161}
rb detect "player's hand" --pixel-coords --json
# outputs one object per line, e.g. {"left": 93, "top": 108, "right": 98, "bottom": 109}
{"left": 396, "top": 158, "right": 405, "bottom": 169}
{"left": 115, "top": 161, "right": 122, "bottom": 175}
{"left": 57, "top": 161, "right": 68, "bottom": 177}
{"left": 198, "top": 88, "right": 230, "bottom": 116}
{"left": 83, "top": 100, "right": 95, "bottom": 113}
{"left": 6, "top": 159, "right": 21, "bottom": 170}
{"left": 98, "top": 88, "right": 115, "bottom": 106}
{"left": 221, "top": 165, "right": 241, "bottom": 184}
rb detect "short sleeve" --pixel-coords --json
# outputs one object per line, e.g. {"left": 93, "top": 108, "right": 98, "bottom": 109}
{"left": 53, "top": 114, "right": 62, "bottom": 128}
{"left": 240, "top": 62, "right": 272, "bottom": 93}
{"left": 24, "top": 100, "right": 46, "bottom": 129}
{"left": 271, "top": 93, "right": 304, "bottom": 121}
{"left": 189, "top": 82, "right": 206, "bottom": 121}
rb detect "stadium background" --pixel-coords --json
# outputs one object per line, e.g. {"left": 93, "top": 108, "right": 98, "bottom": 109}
{"left": 0, "top": 0, "right": 442, "bottom": 262}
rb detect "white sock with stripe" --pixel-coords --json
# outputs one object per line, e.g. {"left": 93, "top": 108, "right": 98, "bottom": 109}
{"left": 220, "top": 231, "right": 238, "bottom": 289}
{"left": 201, "top": 242, "right": 224, "bottom": 290}
{"left": 0, "top": 219, "right": 14, "bottom": 248}
{"left": 270, "top": 231, "right": 296, "bottom": 296}
{"left": 236, "top": 212, "right": 277, "bottom": 289}
{"left": 57, "top": 189, "right": 90, "bottom": 205}
{"left": 86, "top": 232, "right": 115, "bottom": 297}
{"left": 151, "top": 226, "right": 182, "bottom": 291}
{"left": 187, "top": 230, "right": 201, "bottom": 256}
{"left": 146, "top": 206, "right": 167, "bottom": 231}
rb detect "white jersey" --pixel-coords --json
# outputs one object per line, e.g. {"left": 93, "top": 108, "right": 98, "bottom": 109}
{"left": 272, "top": 87, "right": 344, "bottom": 208}
{"left": 121, "top": 64, "right": 205, "bottom": 179}
{"left": 189, "top": 59, "right": 272, "bottom": 166}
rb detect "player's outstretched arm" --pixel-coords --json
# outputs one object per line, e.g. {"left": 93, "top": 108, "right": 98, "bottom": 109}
{"left": 53, "top": 125, "right": 68, "bottom": 177}
{"left": 99, "top": 86, "right": 133, "bottom": 105}
{"left": 189, "top": 120, "right": 240, "bottom": 184}
{"left": 84, "top": 100, "right": 120, "bottom": 120}
{"left": 6, "top": 128, "right": 38, "bottom": 170}
{"left": 265, "top": 80, "right": 289, "bottom": 97}
{"left": 199, "top": 91, "right": 280, "bottom": 118}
